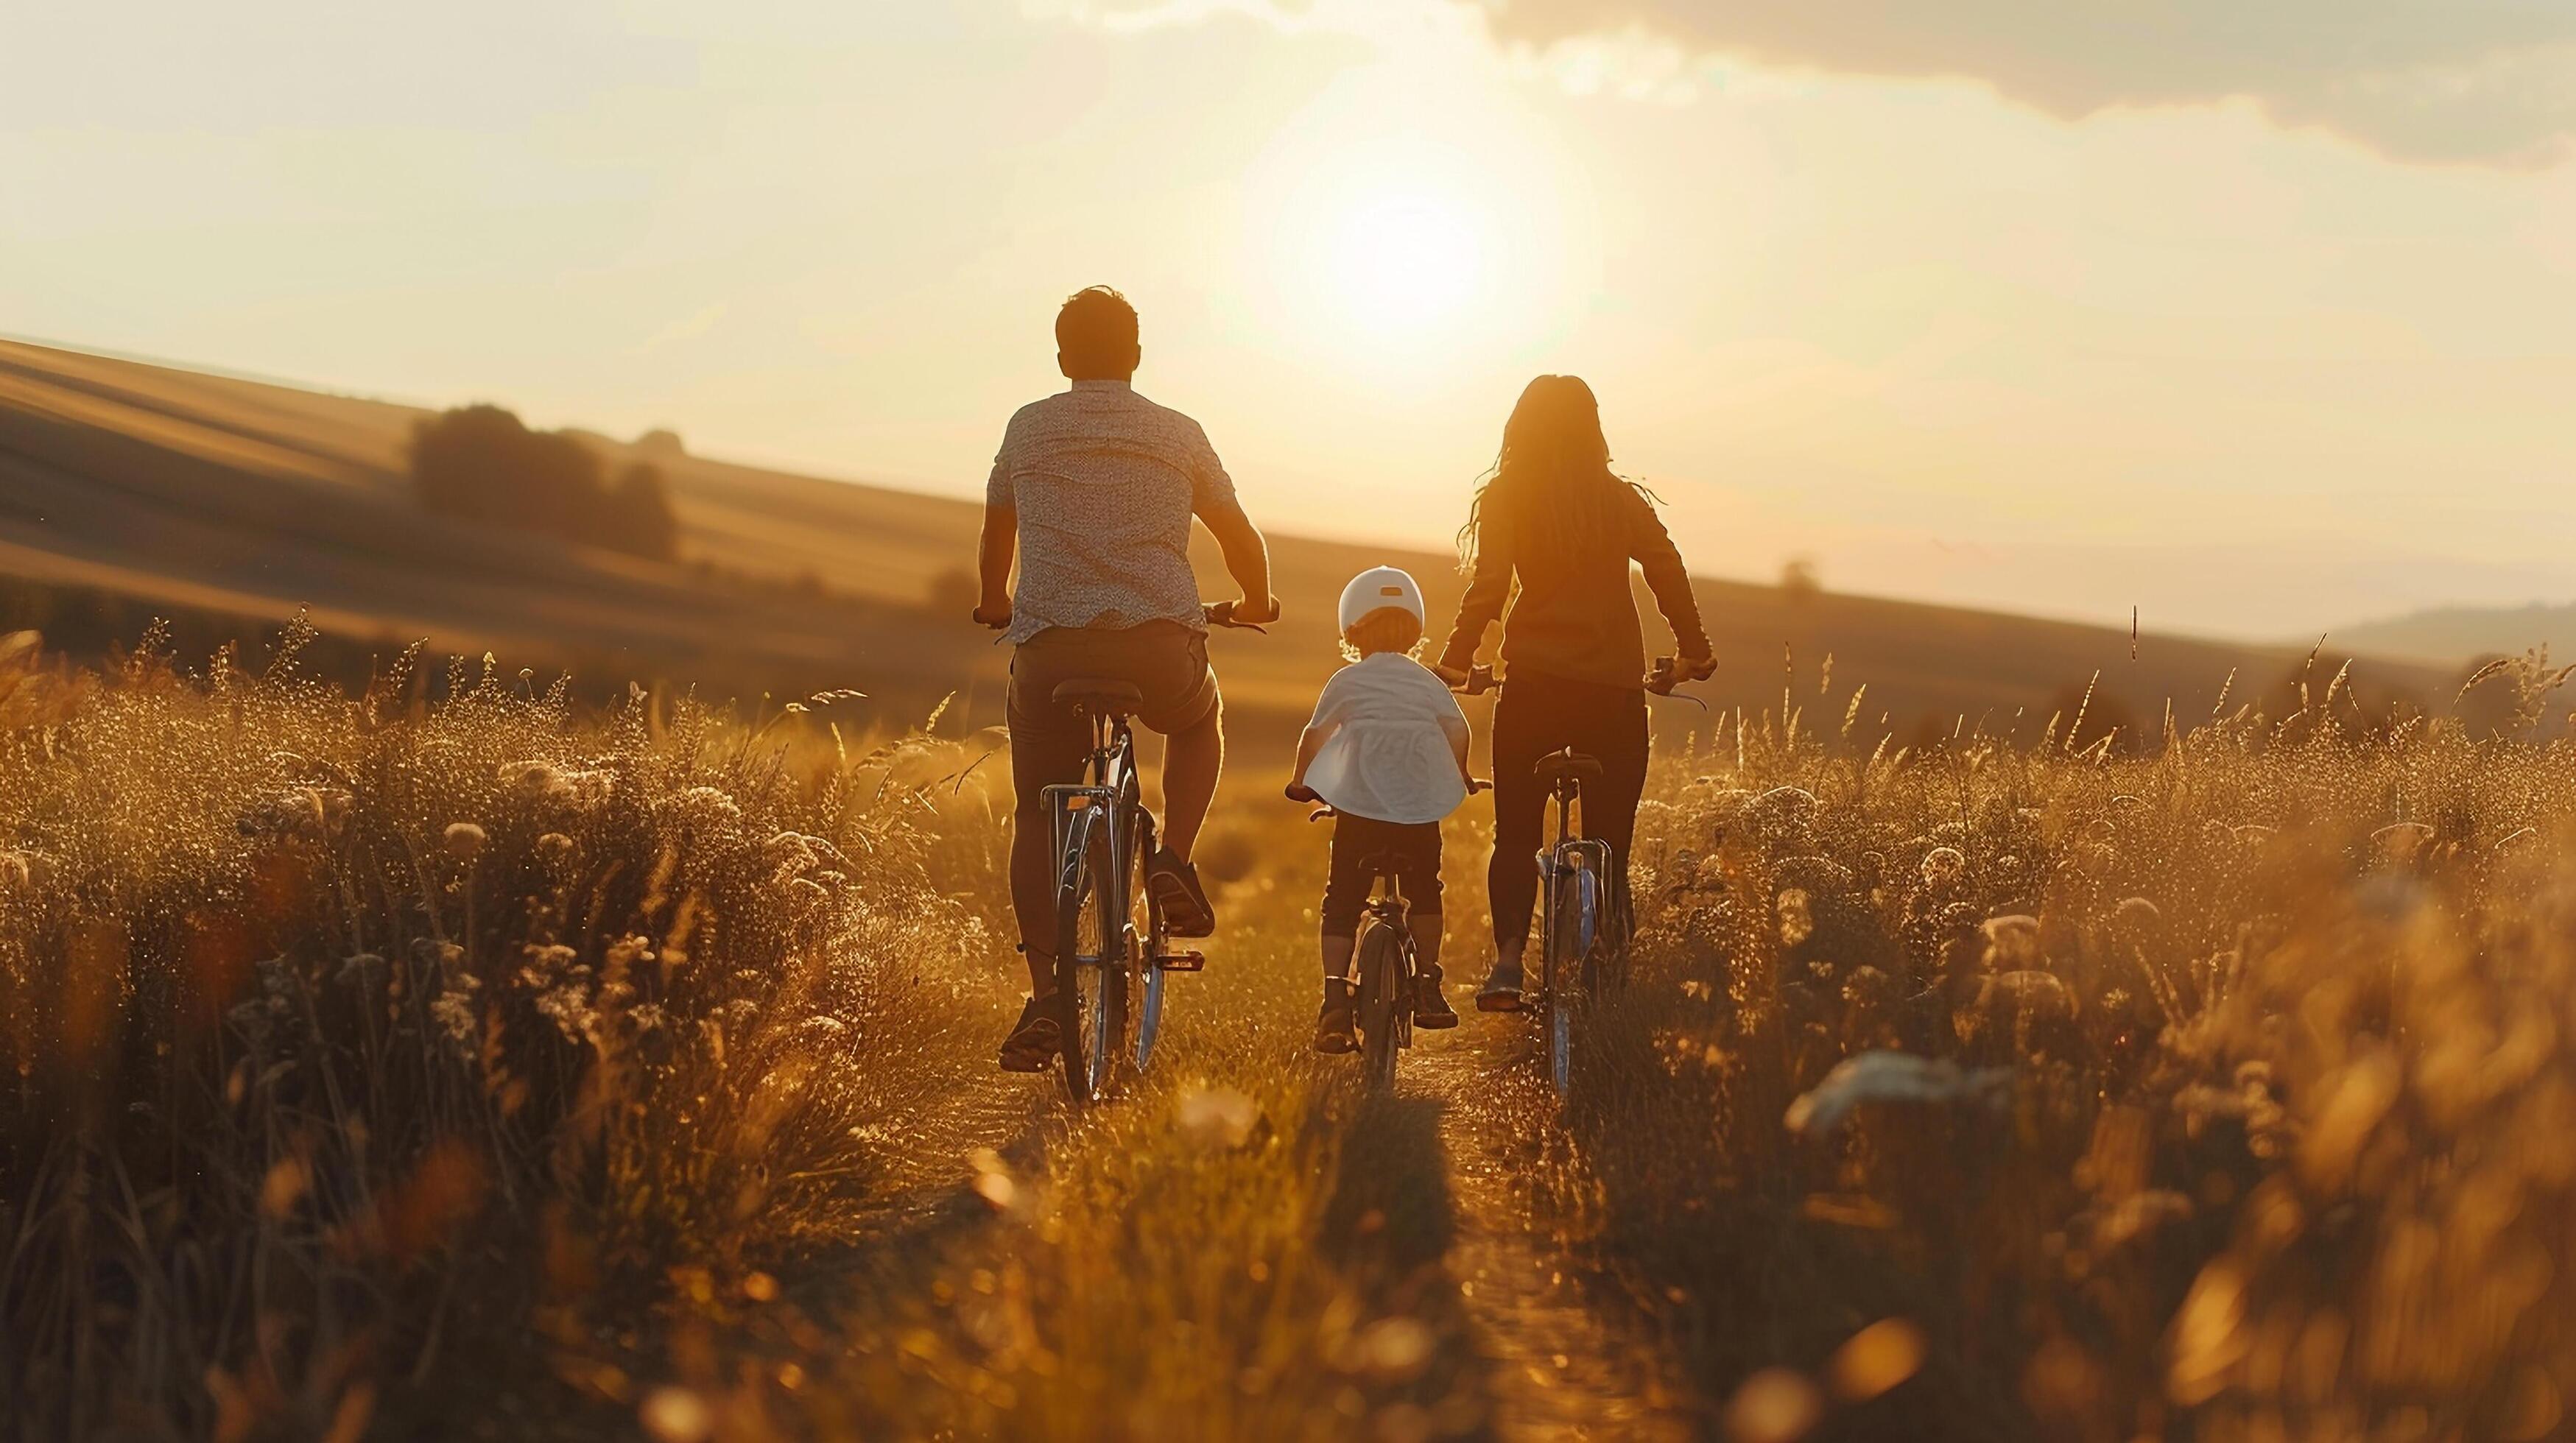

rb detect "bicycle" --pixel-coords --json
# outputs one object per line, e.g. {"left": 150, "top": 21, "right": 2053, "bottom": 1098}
{"left": 1295, "top": 781, "right": 1488, "bottom": 1090}
{"left": 1041, "top": 600, "right": 1266, "bottom": 1105}
{"left": 1457, "top": 655, "right": 1705, "bottom": 1098}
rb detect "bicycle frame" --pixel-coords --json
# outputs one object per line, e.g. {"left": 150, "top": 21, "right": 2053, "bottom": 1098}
{"left": 1353, "top": 867, "right": 1415, "bottom": 1088}
{"left": 1043, "top": 708, "right": 1141, "bottom": 875}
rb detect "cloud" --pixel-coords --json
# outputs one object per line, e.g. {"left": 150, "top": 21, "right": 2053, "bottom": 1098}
{"left": 1477, "top": 0, "right": 2576, "bottom": 167}
{"left": 1039, "top": 0, "right": 2576, "bottom": 166}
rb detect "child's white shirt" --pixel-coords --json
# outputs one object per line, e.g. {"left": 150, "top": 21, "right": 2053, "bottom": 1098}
{"left": 1303, "top": 652, "right": 1471, "bottom": 825}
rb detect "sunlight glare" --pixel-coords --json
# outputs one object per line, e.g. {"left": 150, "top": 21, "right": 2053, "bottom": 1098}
{"left": 1323, "top": 188, "right": 1485, "bottom": 338}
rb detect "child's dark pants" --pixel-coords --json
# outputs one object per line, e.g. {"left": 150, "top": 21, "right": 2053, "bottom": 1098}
{"left": 1318, "top": 814, "right": 1442, "bottom": 958}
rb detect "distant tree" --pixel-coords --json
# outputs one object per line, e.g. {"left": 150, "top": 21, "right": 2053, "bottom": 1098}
{"left": 635, "top": 428, "right": 686, "bottom": 459}
{"left": 1780, "top": 556, "right": 1821, "bottom": 606}
{"left": 409, "top": 406, "right": 678, "bottom": 561}
{"left": 603, "top": 462, "right": 680, "bottom": 562}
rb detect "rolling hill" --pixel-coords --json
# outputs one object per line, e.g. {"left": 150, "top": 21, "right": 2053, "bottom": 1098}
{"left": 2330, "top": 602, "right": 2575, "bottom": 669}
{"left": 0, "top": 337, "right": 2449, "bottom": 760}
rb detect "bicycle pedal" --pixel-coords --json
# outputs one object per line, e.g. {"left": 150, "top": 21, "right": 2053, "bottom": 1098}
{"left": 1154, "top": 948, "right": 1206, "bottom": 972}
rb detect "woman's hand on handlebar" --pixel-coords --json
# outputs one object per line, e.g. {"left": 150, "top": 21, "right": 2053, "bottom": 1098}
{"left": 1437, "top": 663, "right": 1499, "bottom": 695}
{"left": 1467, "top": 777, "right": 1492, "bottom": 794}
{"left": 971, "top": 601, "right": 1012, "bottom": 630}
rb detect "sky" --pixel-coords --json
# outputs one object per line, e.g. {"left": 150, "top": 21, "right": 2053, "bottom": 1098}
{"left": 5, "top": 0, "right": 2575, "bottom": 639}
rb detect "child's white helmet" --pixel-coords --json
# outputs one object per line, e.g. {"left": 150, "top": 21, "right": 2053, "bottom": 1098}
{"left": 1337, "top": 565, "right": 1425, "bottom": 632}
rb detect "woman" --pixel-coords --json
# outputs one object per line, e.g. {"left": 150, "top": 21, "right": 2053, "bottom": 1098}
{"left": 1430, "top": 375, "right": 1715, "bottom": 1009}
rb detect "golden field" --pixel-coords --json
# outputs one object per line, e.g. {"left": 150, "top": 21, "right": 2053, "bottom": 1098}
{"left": 4, "top": 624, "right": 2569, "bottom": 1441}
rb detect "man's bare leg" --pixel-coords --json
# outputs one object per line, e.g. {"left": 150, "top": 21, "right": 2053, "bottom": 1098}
{"left": 1159, "top": 700, "right": 1222, "bottom": 862}
{"left": 1009, "top": 800, "right": 1057, "bottom": 995}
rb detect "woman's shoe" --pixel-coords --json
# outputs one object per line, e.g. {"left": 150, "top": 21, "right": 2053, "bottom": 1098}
{"left": 1475, "top": 961, "right": 1525, "bottom": 1012}
{"left": 1313, "top": 978, "right": 1357, "bottom": 1054}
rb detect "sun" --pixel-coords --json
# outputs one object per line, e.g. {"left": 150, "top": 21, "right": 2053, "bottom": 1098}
{"left": 1237, "top": 102, "right": 1569, "bottom": 372}
{"left": 1320, "top": 188, "right": 1486, "bottom": 339}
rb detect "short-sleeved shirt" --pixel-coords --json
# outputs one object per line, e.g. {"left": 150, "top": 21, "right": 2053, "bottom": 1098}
{"left": 1304, "top": 652, "right": 1473, "bottom": 826}
{"left": 985, "top": 378, "right": 1240, "bottom": 646}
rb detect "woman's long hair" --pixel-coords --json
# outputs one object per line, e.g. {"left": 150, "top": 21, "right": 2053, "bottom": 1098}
{"left": 1457, "top": 375, "right": 1659, "bottom": 571}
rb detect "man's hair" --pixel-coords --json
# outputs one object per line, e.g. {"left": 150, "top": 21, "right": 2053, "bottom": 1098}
{"left": 1340, "top": 607, "right": 1424, "bottom": 662}
{"left": 1056, "top": 286, "right": 1140, "bottom": 379}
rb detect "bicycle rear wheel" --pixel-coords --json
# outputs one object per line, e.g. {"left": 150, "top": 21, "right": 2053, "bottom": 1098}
{"left": 1055, "top": 811, "right": 1129, "bottom": 1105}
{"left": 1355, "top": 920, "right": 1406, "bottom": 1090}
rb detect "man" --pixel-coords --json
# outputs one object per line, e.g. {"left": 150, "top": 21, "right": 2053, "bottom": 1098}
{"left": 974, "top": 286, "right": 1278, "bottom": 1071}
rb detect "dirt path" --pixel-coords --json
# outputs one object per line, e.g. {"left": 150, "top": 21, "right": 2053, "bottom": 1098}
{"left": 701, "top": 914, "right": 1710, "bottom": 1439}
{"left": 1407, "top": 1029, "right": 1697, "bottom": 1441}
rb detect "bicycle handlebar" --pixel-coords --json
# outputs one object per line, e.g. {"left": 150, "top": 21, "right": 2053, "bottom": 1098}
{"left": 1203, "top": 599, "right": 1275, "bottom": 632}
{"left": 1292, "top": 777, "right": 1488, "bottom": 822}
{"left": 973, "top": 599, "right": 1273, "bottom": 632}
{"left": 1456, "top": 658, "right": 1710, "bottom": 696}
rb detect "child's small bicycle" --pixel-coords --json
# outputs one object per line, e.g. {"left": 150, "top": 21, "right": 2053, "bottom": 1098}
{"left": 1301, "top": 782, "right": 1487, "bottom": 1090}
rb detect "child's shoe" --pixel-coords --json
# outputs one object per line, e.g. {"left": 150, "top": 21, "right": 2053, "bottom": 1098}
{"left": 1412, "top": 964, "right": 1458, "bottom": 1029}
{"left": 1313, "top": 978, "right": 1357, "bottom": 1054}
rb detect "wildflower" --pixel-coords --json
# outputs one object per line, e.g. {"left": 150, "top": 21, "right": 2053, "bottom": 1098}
{"left": 443, "top": 822, "right": 487, "bottom": 861}
{"left": 532, "top": 984, "right": 597, "bottom": 1042}
{"left": 517, "top": 943, "right": 579, "bottom": 988}
{"left": 1776, "top": 888, "right": 1815, "bottom": 947}
{"left": 1980, "top": 914, "right": 2045, "bottom": 970}
{"left": 662, "top": 786, "right": 743, "bottom": 831}
{"left": 429, "top": 989, "right": 479, "bottom": 1059}
{"left": 1921, "top": 847, "right": 1968, "bottom": 890}
{"left": 1785, "top": 1051, "right": 2013, "bottom": 1137}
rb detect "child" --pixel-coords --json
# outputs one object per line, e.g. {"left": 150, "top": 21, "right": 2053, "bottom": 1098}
{"left": 1286, "top": 566, "right": 1474, "bottom": 1054}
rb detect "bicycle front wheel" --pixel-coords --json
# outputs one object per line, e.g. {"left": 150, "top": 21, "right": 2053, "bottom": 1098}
{"left": 1355, "top": 920, "right": 1406, "bottom": 1091}
{"left": 1055, "top": 811, "right": 1129, "bottom": 1105}
{"left": 1545, "top": 860, "right": 1600, "bottom": 1101}
{"left": 1129, "top": 811, "right": 1166, "bottom": 1073}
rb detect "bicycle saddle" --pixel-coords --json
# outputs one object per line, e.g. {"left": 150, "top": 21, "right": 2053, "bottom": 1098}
{"left": 1053, "top": 678, "right": 1145, "bottom": 713}
{"left": 1532, "top": 750, "right": 1604, "bottom": 783}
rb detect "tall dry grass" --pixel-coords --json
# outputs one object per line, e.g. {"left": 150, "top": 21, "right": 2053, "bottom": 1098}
{"left": 0, "top": 622, "right": 1006, "bottom": 1439}
{"left": 9, "top": 620, "right": 2576, "bottom": 1442}
{"left": 1552, "top": 657, "right": 2576, "bottom": 1439}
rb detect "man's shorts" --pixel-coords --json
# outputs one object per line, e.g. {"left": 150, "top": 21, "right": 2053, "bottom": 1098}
{"left": 1007, "top": 621, "right": 1219, "bottom": 814}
